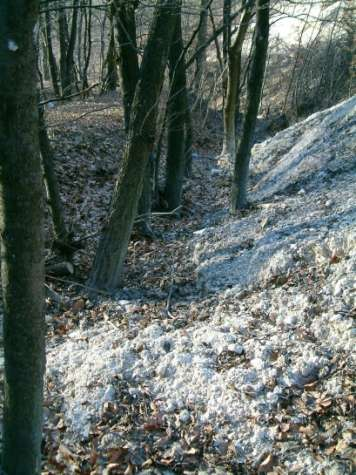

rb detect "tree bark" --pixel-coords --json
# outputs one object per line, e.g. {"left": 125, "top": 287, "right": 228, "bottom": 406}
{"left": 231, "top": 0, "right": 269, "bottom": 211}
{"left": 164, "top": 5, "right": 189, "bottom": 211}
{"left": 88, "top": 0, "right": 180, "bottom": 292}
{"left": 114, "top": 0, "right": 140, "bottom": 132}
{"left": 221, "top": 1, "right": 254, "bottom": 160}
{"left": 81, "top": 0, "right": 92, "bottom": 93}
{"left": 102, "top": 7, "right": 119, "bottom": 92}
{"left": 114, "top": 0, "right": 153, "bottom": 235}
{"left": 59, "top": 0, "right": 79, "bottom": 96}
{"left": 222, "top": 0, "right": 232, "bottom": 100}
{"left": 58, "top": 5, "right": 69, "bottom": 94}
{"left": 0, "top": 1, "right": 45, "bottom": 473}
{"left": 38, "top": 105, "right": 69, "bottom": 243}
{"left": 184, "top": 102, "right": 194, "bottom": 177}
{"left": 40, "top": 15, "right": 50, "bottom": 81}
{"left": 45, "top": 9, "right": 60, "bottom": 96}
{"left": 194, "top": 0, "right": 209, "bottom": 94}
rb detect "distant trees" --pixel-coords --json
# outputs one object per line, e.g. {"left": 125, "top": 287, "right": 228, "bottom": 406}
{"left": 31, "top": 0, "right": 353, "bottom": 296}
{"left": 0, "top": 1, "right": 45, "bottom": 473}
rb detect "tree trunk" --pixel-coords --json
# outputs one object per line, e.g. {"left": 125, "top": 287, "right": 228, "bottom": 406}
{"left": 58, "top": 6, "right": 69, "bottom": 94}
{"left": 221, "top": 1, "right": 254, "bottom": 160}
{"left": 222, "top": 0, "right": 232, "bottom": 100}
{"left": 38, "top": 105, "right": 69, "bottom": 243}
{"left": 81, "top": 0, "right": 92, "bottom": 93}
{"left": 40, "top": 15, "right": 50, "bottom": 81}
{"left": 136, "top": 157, "right": 154, "bottom": 237}
{"left": 59, "top": 0, "right": 79, "bottom": 96}
{"left": 194, "top": 0, "right": 209, "bottom": 92}
{"left": 114, "top": 0, "right": 140, "bottom": 132}
{"left": 102, "top": 9, "right": 119, "bottom": 92}
{"left": 114, "top": 0, "right": 153, "bottom": 235}
{"left": 45, "top": 10, "right": 60, "bottom": 96}
{"left": 63, "top": 0, "right": 79, "bottom": 95}
{"left": 231, "top": 0, "right": 269, "bottom": 211}
{"left": 88, "top": 0, "right": 180, "bottom": 292}
{"left": 0, "top": 1, "right": 45, "bottom": 473}
{"left": 164, "top": 6, "right": 189, "bottom": 211}
{"left": 184, "top": 102, "right": 194, "bottom": 177}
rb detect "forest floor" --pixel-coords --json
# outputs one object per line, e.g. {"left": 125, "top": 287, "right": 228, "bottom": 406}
{"left": 1, "top": 95, "right": 355, "bottom": 474}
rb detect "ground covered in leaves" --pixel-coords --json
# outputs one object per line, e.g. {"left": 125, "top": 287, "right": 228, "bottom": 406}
{"left": 1, "top": 95, "right": 355, "bottom": 474}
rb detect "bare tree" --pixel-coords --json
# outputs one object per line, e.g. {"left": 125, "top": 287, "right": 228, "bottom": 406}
{"left": 221, "top": 0, "right": 255, "bottom": 160}
{"left": 164, "top": 2, "right": 190, "bottom": 211}
{"left": 88, "top": 0, "right": 181, "bottom": 291}
{"left": 231, "top": 0, "right": 270, "bottom": 211}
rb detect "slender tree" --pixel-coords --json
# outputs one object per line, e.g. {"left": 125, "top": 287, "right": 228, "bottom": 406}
{"left": 194, "top": 0, "right": 210, "bottom": 94}
{"left": 222, "top": 0, "right": 232, "bottom": 100}
{"left": 88, "top": 0, "right": 181, "bottom": 291}
{"left": 114, "top": 0, "right": 153, "bottom": 235}
{"left": 164, "top": 4, "right": 189, "bottom": 211}
{"left": 59, "top": 0, "right": 79, "bottom": 96}
{"left": 80, "top": 0, "right": 92, "bottom": 93}
{"left": 231, "top": 0, "right": 269, "bottom": 211}
{"left": 0, "top": 1, "right": 45, "bottom": 473}
{"left": 221, "top": 0, "right": 254, "bottom": 159}
{"left": 45, "top": 9, "right": 61, "bottom": 96}
{"left": 114, "top": 0, "right": 139, "bottom": 132}
{"left": 102, "top": 4, "right": 119, "bottom": 92}
{"left": 38, "top": 104, "right": 69, "bottom": 244}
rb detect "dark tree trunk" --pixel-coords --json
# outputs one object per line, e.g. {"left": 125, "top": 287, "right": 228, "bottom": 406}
{"left": 164, "top": 6, "right": 189, "bottom": 211}
{"left": 81, "top": 0, "right": 92, "bottom": 93}
{"left": 221, "top": 1, "right": 254, "bottom": 159}
{"left": 231, "top": 0, "right": 270, "bottom": 211}
{"left": 38, "top": 105, "right": 69, "bottom": 243}
{"left": 222, "top": 0, "right": 232, "bottom": 100}
{"left": 58, "top": 6, "right": 69, "bottom": 94}
{"left": 0, "top": 1, "right": 45, "bottom": 473}
{"left": 114, "top": 0, "right": 140, "bottom": 132}
{"left": 45, "top": 10, "right": 60, "bottom": 96}
{"left": 102, "top": 8, "right": 119, "bottom": 92}
{"left": 59, "top": 0, "right": 79, "bottom": 96}
{"left": 114, "top": 0, "right": 153, "bottom": 235}
{"left": 88, "top": 0, "right": 180, "bottom": 292}
{"left": 194, "top": 0, "right": 209, "bottom": 93}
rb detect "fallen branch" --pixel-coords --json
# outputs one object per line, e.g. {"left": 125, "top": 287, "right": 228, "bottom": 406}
{"left": 39, "top": 82, "right": 100, "bottom": 107}
{"left": 45, "top": 275, "right": 112, "bottom": 296}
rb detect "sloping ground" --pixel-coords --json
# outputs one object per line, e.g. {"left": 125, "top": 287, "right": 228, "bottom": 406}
{"left": 45, "top": 98, "right": 355, "bottom": 474}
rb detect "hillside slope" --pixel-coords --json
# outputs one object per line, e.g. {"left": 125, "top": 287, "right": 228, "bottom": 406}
{"left": 46, "top": 97, "right": 355, "bottom": 474}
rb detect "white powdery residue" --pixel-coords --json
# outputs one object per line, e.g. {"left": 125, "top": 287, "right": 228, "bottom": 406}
{"left": 7, "top": 39, "right": 18, "bottom": 51}
{"left": 46, "top": 99, "right": 356, "bottom": 470}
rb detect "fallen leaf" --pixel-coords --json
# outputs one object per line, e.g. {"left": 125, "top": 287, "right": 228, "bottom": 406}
{"left": 258, "top": 453, "right": 276, "bottom": 473}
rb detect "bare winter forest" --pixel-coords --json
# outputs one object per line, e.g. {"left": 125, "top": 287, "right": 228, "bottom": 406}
{"left": 0, "top": 0, "right": 355, "bottom": 474}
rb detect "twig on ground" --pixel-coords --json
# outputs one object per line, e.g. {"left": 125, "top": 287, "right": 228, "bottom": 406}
{"left": 45, "top": 275, "right": 112, "bottom": 297}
